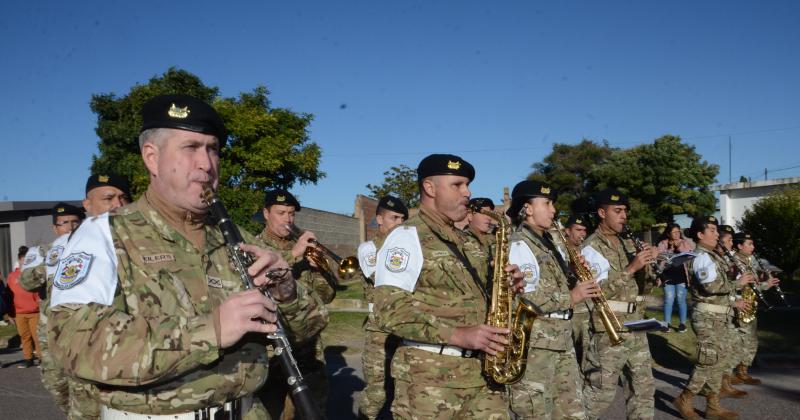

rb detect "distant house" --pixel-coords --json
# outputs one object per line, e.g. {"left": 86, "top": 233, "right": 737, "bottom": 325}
{"left": 710, "top": 176, "right": 800, "bottom": 227}
{"left": 0, "top": 200, "right": 83, "bottom": 278}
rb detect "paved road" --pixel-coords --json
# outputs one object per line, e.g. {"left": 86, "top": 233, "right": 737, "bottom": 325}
{"left": 2, "top": 346, "right": 798, "bottom": 419}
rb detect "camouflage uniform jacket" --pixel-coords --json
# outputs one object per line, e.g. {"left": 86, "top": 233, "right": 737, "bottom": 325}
{"left": 734, "top": 252, "right": 768, "bottom": 292}
{"left": 581, "top": 230, "right": 654, "bottom": 329}
{"left": 20, "top": 234, "right": 69, "bottom": 309}
{"left": 510, "top": 224, "right": 573, "bottom": 352}
{"left": 47, "top": 197, "right": 322, "bottom": 415}
{"left": 465, "top": 225, "right": 497, "bottom": 260}
{"left": 688, "top": 244, "right": 735, "bottom": 306}
{"left": 257, "top": 228, "right": 336, "bottom": 305}
{"left": 373, "top": 207, "right": 491, "bottom": 388}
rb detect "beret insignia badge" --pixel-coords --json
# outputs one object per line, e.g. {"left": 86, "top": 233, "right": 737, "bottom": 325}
{"left": 98, "top": 175, "right": 109, "bottom": 183}
{"left": 276, "top": 195, "right": 286, "bottom": 202}
{"left": 610, "top": 194, "right": 620, "bottom": 201}
{"left": 167, "top": 103, "right": 190, "bottom": 119}
{"left": 540, "top": 187, "right": 551, "bottom": 194}
{"left": 447, "top": 160, "right": 461, "bottom": 170}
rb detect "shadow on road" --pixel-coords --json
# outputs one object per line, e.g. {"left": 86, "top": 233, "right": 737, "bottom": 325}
{"left": 648, "top": 334, "right": 692, "bottom": 373}
{"left": 326, "top": 345, "right": 364, "bottom": 419}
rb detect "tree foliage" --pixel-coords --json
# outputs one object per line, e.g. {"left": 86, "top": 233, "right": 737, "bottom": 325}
{"left": 588, "top": 135, "right": 718, "bottom": 230}
{"left": 738, "top": 187, "right": 800, "bottom": 283}
{"left": 366, "top": 164, "right": 419, "bottom": 208}
{"left": 527, "top": 139, "right": 615, "bottom": 214}
{"left": 90, "top": 68, "right": 323, "bottom": 233}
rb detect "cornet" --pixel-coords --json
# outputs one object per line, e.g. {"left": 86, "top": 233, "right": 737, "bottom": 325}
{"left": 285, "top": 224, "right": 359, "bottom": 280}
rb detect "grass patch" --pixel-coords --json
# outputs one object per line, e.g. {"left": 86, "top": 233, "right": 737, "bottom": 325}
{"left": 335, "top": 279, "right": 365, "bottom": 301}
{"left": 322, "top": 311, "right": 367, "bottom": 356}
{"left": 0, "top": 323, "right": 18, "bottom": 340}
{"left": 755, "top": 309, "right": 800, "bottom": 353}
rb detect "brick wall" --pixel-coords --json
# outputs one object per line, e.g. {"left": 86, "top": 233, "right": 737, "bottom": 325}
{"left": 295, "top": 207, "right": 360, "bottom": 258}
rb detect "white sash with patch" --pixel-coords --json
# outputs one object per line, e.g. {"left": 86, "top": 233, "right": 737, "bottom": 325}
{"left": 50, "top": 213, "right": 118, "bottom": 307}
{"left": 581, "top": 245, "right": 610, "bottom": 283}
{"left": 691, "top": 252, "right": 717, "bottom": 284}
{"left": 22, "top": 246, "right": 43, "bottom": 270}
{"left": 375, "top": 226, "right": 423, "bottom": 293}
{"left": 509, "top": 240, "right": 539, "bottom": 293}
{"left": 357, "top": 240, "right": 378, "bottom": 278}
{"left": 45, "top": 234, "right": 70, "bottom": 279}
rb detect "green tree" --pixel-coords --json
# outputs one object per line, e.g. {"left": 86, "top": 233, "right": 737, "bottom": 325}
{"left": 528, "top": 139, "right": 615, "bottom": 214}
{"left": 738, "top": 187, "right": 800, "bottom": 284}
{"left": 90, "top": 68, "right": 323, "bottom": 233}
{"left": 588, "top": 135, "right": 718, "bottom": 231}
{"left": 366, "top": 164, "right": 419, "bottom": 208}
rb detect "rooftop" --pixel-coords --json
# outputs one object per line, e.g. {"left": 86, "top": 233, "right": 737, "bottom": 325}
{"left": 710, "top": 176, "right": 800, "bottom": 192}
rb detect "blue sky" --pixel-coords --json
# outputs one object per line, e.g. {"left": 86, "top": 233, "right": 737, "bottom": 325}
{"left": 1, "top": 1, "right": 799, "bottom": 214}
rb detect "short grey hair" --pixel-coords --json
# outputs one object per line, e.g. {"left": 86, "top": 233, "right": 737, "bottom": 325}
{"left": 138, "top": 128, "right": 170, "bottom": 149}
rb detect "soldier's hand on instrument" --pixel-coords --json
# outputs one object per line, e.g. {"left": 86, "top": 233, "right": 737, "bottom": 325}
{"left": 571, "top": 281, "right": 600, "bottom": 305}
{"left": 737, "top": 272, "right": 756, "bottom": 286}
{"left": 764, "top": 277, "right": 780, "bottom": 290}
{"left": 733, "top": 298, "right": 752, "bottom": 312}
{"left": 291, "top": 231, "right": 318, "bottom": 261}
{"left": 240, "top": 244, "right": 298, "bottom": 302}
{"left": 504, "top": 264, "right": 525, "bottom": 293}
{"left": 217, "top": 289, "right": 279, "bottom": 348}
{"left": 449, "top": 325, "right": 510, "bottom": 355}
{"left": 627, "top": 250, "right": 652, "bottom": 273}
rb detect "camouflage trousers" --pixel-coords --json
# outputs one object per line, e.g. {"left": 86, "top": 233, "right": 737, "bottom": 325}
{"left": 68, "top": 379, "right": 100, "bottom": 420}
{"left": 572, "top": 311, "right": 590, "bottom": 369}
{"left": 357, "top": 331, "right": 399, "bottom": 419}
{"left": 582, "top": 331, "right": 654, "bottom": 420}
{"left": 508, "top": 345, "right": 585, "bottom": 420}
{"left": 733, "top": 318, "right": 758, "bottom": 368}
{"left": 37, "top": 312, "right": 69, "bottom": 414}
{"left": 685, "top": 311, "right": 731, "bottom": 395}
{"left": 392, "top": 379, "right": 509, "bottom": 420}
{"left": 261, "top": 335, "right": 328, "bottom": 419}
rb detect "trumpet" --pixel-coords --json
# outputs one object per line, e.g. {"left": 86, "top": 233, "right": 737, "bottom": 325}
{"left": 285, "top": 224, "right": 360, "bottom": 280}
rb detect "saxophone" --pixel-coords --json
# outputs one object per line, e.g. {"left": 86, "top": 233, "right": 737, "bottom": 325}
{"left": 553, "top": 220, "right": 625, "bottom": 346}
{"left": 470, "top": 204, "right": 538, "bottom": 385}
{"left": 717, "top": 240, "right": 769, "bottom": 324}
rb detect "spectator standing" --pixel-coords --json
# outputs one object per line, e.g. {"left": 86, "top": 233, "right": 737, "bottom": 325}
{"left": 7, "top": 246, "right": 42, "bottom": 368}
{"left": 657, "top": 224, "right": 694, "bottom": 333}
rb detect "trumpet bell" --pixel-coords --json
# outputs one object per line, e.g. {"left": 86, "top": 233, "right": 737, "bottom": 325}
{"left": 338, "top": 256, "right": 360, "bottom": 279}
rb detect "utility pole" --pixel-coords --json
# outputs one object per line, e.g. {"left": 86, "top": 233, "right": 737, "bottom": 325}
{"left": 765, "top": 168, "right": 768, "bottom": 181}
{"left": 728, "top": 136, "right": 732, "bottom": 183}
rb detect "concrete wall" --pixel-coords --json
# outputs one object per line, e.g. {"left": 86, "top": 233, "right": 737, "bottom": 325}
{"left": 713, "top": 177, "right": 800, "bottom": 226}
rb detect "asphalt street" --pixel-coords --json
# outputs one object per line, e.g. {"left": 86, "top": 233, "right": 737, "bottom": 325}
{"left": 1, "top": 347, "right": 798, "bottom": 419}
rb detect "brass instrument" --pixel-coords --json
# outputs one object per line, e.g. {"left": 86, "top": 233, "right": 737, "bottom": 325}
{"left": 470, "top": 204, "right": 538, "bottom": 385}
{"left": 717, "top": 240, "right": 770, "bottom": 324}
{"left": 285, "top": 224, "right": 359, "bottom": 280}
{"left": 553, "top": 220, "right": 625, "bottom": 346}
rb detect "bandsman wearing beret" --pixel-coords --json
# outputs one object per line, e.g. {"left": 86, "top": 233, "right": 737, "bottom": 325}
{"left": 561, "top": 214, "right": 592, "bottom": 370}
{"left": 563, "top": 214, "right": 589, "bottom": 253}
{"left": 357, "top": 195, "right": 408, "bottom": 419}
{"left": 20, "top": 202, "right": 84, "bottom": 416}
{"left": 374, "top": 154, "right": 525, "bottom": 419}
{"left": 256, "top": 188, "right": 333, "bottom": 419}
{"left": 672, "top": 216, "right": 754, "bottom": 419}
{"left": 580, "top": 188, "right": 659, "bottom": 419}
{"left": 464, "top": 197, "right": 498, "bottom": 257}
{"left": 22, "top": 175, "right": 132, "bottom": 420}
{"left": 718, "top": 225, "right": 736, "bottom": 253}
{"left": 728, "top": 233, "right": 779, "bottom": 387}
{"left": 46, "top": 94, "right": 322, "bottom": 419}
{"left": 505, "top": 181, "right": 599, "bottom": 419}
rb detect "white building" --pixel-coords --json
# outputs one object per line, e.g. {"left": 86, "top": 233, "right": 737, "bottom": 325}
{"left": 710, "top": 176, "right": 800, "bottom": 227}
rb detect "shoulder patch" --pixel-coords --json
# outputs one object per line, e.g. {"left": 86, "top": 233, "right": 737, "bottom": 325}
{"left": 375, "top": 226, "right": 423, "bottom": 292}
{"left": 46, "top": 246, "right": 65, "bottom": 267}
{"left": 54, "top": 252, "right": 94, "bottom": 290}
{"left": 581, "top": 245, "right": 610, "bottom": 283}
{"left": 509, "top": 240, "right": 540, "bottom": 293}
{"left": 357, "top": 240, "right": 378, "bottom": 278}
{"left": 692, "top": 252, "right": 718, "bottom": 284}
{"left": 22, "top": 247, "right": 43, "bottom": 269}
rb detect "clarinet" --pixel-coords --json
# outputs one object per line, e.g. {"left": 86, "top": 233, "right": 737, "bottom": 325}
{"left": 202, "top": 188, "right": 325, "bottom": 420}
{"left": 620, "top": 225, "right": 660, "bottom": 275}
{"left": 753, "top": 252, "right": 790, "bottom": 307}
{"left": 716, "top": 240, "right": 771, "bottom": 310}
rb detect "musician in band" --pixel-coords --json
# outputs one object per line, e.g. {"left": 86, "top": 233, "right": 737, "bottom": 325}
{"left": 46, "top": 94, "right": 323, "bottom": 419}
{"left": 463, "top": 197, "right": 498, "bottom": 256}
{"left": 672, "top": 216, "right": 754, "bottom": 420}
{"left": 505, "top": 181, "right": 599, "bottom": 419}
{"left": 729, "top": 232, "right": 780, "bottom": 386}
{"left": 373, "top": 154, "right": 524, "bottom": 419}
{"left": 357, "top": 195, "right": 408, "bottom": 419}
{"left": 256, "top": 189, "right": 334, "bottom": 418}
{"left": 562, "top": 214, "right": 592, "bottom": 368}
{"left": 580, "top": 188, "right": 658, "bottom": 419}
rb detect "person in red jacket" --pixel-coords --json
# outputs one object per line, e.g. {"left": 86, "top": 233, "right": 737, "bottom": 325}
{"left": 7, "top": 246, "right": 41, "bottom": 368}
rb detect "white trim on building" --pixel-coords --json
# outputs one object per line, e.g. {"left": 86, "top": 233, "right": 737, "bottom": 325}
{"left": 710, "top": 177, "right": 800, "bottom": 227}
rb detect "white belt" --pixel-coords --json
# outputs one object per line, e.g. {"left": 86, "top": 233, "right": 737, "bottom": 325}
{"left": 607, "top": 300, "right": 638, "bottom": 314}
{"left": 694, "top": 302, "right": 732, "bottom": 315}
{"left": 101, "top": 396, "right": 252, "bottom": 420}
{"left": 368, "top": 302, "right": 374, "bottom": 313}
{"left": 543, "top": 309, "right": 573, "bottom": 320}
{"left": 403, "top": 339, "right": 475, "bottom": 358}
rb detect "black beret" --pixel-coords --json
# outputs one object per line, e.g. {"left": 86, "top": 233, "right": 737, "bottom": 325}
{"left": 593, "top": 188, "right": 629, "bottom": 209}
{"left": 686, "top": 215, "right": 718, "bottom": 239}
{"left": 565, "top": 214, "right": 588, "bottom": 228}
{"left": 140, "top": 94, "right": 226, "bottom": 141}
{"left": 263, "top": 189, "right": 301, "bottom": 211}
{"left": 733, "top": 232, "right": 753, "bottom": 244}
{"left": 52, "top": 202, "right": 85, "bottom": 224}
{"left": 417, "top": 154, "right": 475, "bottom": 182}
{"left": 469, "top": 197, "right": 495, "bottom": 211}
{"left": 718, "top": 224, "right": 735, "bottom": 235}
{"left": 506, "top": 180, "right": 557, "bottom": 217}
{"left": 85, "top": 173, "right": 131, "bottom": 197}
{"left": 377, "top": 195, "right": 409, "bottom": 219}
